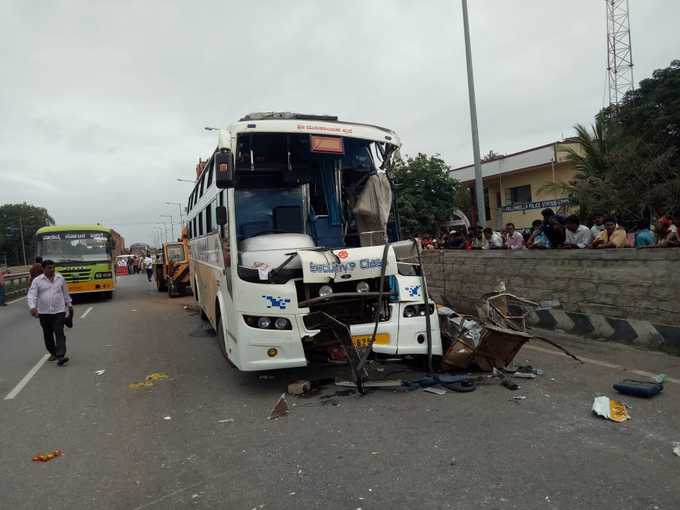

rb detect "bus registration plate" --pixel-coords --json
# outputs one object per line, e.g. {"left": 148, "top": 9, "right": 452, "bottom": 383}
{"left": 351, "top": 333, "right": 390, "bottom": 348}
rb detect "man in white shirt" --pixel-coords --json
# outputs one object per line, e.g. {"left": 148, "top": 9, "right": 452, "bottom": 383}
{"left": 482, "top": 228, "right": 504, "bottom": 249}
{"left": 144, "top": 254, "right": 154, "bottom": 282}
{"left": 27, "top": 260, "right": 72, "bottom": 365}
{"left": 563, "top": 215, "right": 595, "bottom": 249}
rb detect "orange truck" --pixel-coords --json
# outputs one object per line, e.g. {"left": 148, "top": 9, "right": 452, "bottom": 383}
{"left": 154, "top": 237, "right": 191, "bottom": 297}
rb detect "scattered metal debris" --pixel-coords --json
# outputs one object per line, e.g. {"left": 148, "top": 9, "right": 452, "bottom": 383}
{"left": 268, "top": 393, "right": 289, "bottom": 420}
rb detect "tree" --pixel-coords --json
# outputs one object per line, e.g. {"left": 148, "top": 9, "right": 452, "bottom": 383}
{"left": 481, "top": 149, "right": 504, "bottom": 162}
{"left": 391, "top": 153, "right": 461, "bottom": 236}
{"left": 562, "top": 60, "right": 680, "bottom": 223}
{"left": 0, "top": 203, "right": 54, "bottom": 266}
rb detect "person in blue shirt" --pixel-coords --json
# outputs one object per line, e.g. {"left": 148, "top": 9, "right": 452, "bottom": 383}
{"left": 635, "top": 218, "right": 656, "bottom": 247}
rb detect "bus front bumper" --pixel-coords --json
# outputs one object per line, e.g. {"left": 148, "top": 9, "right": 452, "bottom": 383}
{"left": 67, "top": 279, "right": 114, "bottom": 294}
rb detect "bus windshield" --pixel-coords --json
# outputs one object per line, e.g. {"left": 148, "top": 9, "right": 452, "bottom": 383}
{"left": 235, "top": 187, "right": 306, "bottom": 240}
{"left": 36, "top": 232, "right": 111, "bottom": 263}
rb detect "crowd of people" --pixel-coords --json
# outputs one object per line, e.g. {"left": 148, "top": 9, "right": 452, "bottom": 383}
{"left": 421, "top": 208, "right": 680, "bottom": 251}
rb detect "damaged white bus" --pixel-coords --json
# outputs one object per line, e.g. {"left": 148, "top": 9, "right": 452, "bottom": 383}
{"left": 186, "top": 112, "right": 441, "bottom": 387}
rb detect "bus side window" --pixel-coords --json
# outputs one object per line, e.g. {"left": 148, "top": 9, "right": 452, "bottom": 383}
{"left": 199, "top": 211, "right": 204, "bottom": 236}
{"left": 206, "top": 204, "right": 213, "bottom": 233}
{"left": 193, "top": 217, "right": 197, "bottom": 237}
{"left": 199, "top": 172, "right": 206, "bottom": 197}
{"left": 189, "top": 220, "right": 193, "bottom": 239}
{"left": 207, "top": 162, "right": 214, "bottom": 188}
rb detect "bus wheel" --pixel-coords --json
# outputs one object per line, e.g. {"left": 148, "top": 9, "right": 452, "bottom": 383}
{"left": 217, "top": 317, "right": 228, "bottom": 360}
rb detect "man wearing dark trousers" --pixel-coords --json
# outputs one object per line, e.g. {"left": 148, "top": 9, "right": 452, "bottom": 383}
{"left": 27, "top": 260, "right": 73, "bottom": 366}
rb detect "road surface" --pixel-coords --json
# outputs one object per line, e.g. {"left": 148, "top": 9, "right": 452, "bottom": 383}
{"left": 2, "top": 275, "right": 680, "bottom": 509}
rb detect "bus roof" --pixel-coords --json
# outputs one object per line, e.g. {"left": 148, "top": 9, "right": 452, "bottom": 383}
{"left": 220, "top": 112, "right": 401, "bottom": 149}
{"left": 36, "top": 224, "right": 113, "bottom": 235}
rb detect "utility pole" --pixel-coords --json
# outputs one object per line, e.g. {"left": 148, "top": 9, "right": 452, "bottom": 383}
{"left": 606, "top": 0, "right": 634, "bottom": 106}
{"left": 461, "top": 0, "right": 486, "bottom": 226}
{"left": 18, "top": 216, "right": 27, "bottom": 266}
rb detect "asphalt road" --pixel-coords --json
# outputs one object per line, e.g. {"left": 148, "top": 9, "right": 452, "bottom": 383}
{"left": 1, "top": 275, "right": 680, "bottom": 510}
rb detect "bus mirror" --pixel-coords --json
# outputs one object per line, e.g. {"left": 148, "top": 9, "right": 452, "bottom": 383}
{"left": 216, "top": 206, "right": 228, "bottom": 226}
{"left": 215, "top": 149, "right": 234, "bottom": 188}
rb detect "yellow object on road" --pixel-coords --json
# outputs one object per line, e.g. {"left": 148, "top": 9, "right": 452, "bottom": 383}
{"left": 128, "top": 372, "right": 169, "bottom": 389}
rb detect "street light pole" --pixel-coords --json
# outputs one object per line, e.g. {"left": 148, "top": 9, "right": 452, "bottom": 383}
{"left": 462, "top": 0, "right": 486, "bottom": 226}
{"left": 18, "top": 216, "right": 27, "bottom": 266}
{"left": 165, "top": 202, "right": 184, "bottom": 232}
{"left": 161, "top": 215, "right": 174, "bottom": 241}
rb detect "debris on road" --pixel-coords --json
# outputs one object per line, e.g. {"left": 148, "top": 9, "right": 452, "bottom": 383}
{"left": 218, "top": 418, "right": 235, "bottom": 423}
{"left": 336, "top": 379, "right": 402, "bottom": 389}
{"left": 94, "top": 369, "right": 106, "bottom": 376}
{"left": 163, "top": 416, "right": 172, "bottom": 420}
{"left": 613, "top": 378, "right": 664, "bottom": 398}
{"left": 673, "top": 443, "right": 680, "bottom": 457}
{"left": 268, "top": 393, "right": 289, "bottom": 420}
{"left": 32, "top": 449, "right": 62, "bottom": 462}
{"left": 592, "top": 396, "right": 630, "bottom": 422}
{"left": 128, "top": 372, "right": 169, "bottom": 390}
{"left": 424, "top": 386, "right": 447, "bottom": 395}
{"left": 512, "top": 395, "right": 527, "bottom": 401}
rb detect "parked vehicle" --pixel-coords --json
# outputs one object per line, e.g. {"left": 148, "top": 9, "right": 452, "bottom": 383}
{"left": 154, "top": 235, "right": 191, "bottom": 297}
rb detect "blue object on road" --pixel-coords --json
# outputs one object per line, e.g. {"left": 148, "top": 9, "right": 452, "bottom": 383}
{"left": 613, "top": 379, "right": 663, "bottom": 398}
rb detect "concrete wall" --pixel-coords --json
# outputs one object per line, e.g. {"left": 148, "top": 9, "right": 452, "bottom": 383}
{"left": 422, "top": 249, "right": 680, "bottom": 353}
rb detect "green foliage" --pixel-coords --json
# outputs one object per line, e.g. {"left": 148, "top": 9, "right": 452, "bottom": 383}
{"left": 0, "top": 203, "right": 54, "bottom": 266}
{"left": 392, "top": 153, "right": 461, "bottom": 236}
{"left": 567, "top": 60, "right": 680, "bottom": 223}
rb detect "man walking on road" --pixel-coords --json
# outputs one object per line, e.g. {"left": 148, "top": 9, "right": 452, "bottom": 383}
{"left": 27, "top": 260, "right": 72, "bottom": 366}
{"left": 144, "top": 253, "right": 154, "bottom": 282}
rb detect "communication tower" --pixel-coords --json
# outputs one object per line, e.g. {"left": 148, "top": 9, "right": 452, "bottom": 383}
{"left": 606, "top": 0, "right": 634, "bottom": 105}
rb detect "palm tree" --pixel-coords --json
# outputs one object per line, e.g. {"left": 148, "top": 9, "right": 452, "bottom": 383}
{"left": 566, "top": 115, "right": 608, "bottom": 179}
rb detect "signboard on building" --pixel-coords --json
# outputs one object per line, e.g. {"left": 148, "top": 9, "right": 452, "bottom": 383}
{"left": 501, "top": 198, "right": 570, "bottom": 213}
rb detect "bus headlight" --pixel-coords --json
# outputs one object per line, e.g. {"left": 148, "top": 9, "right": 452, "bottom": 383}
{"left": 244, "top": 315, "right": 293, "bottom": 331}
{"left": 318, "top": 285, "right": 333, "bottom": 297}
{"left": 356, "top": 281, "right": 370, "bottom": 293}
{"left": 403, "top": 304, "right": 435, "bottom": 318}
{"left": 274, "top": 318, "right": 290, "bottom": 330}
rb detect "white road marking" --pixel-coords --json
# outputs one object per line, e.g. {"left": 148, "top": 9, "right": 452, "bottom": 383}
{"left": 80, "top": 306, "right": 93, "bottom": 319}
{"left": 7, "top": 296, "right": 27, "bottom": 305}
{"left": 525, "top": 344, "right": 680, "bottom": 385}
{"left": 4, "top": 354, "right": 50, "bottom": 400}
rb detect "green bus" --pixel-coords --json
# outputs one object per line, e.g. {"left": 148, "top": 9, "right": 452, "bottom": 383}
{"left": 34, "top": 224, "right": 116, "bottom": 298}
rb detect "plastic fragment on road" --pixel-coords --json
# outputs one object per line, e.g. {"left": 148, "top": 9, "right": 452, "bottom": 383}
{"left": 268, "top": 393, "right": 289, "bottom": 420}
{"left": 218, "top": 418, "right": 235, "bottom": 423}
{"left": 128, "top": 372, "right": 169, "bottom": 390}
{"left": 672, "top": 441, "right": 680, "bottom": 457}
{"left": 163, "top": 416, "right": 171, "bottom": 420}
{"left": 592, "top": 396, "right": 630, "bottom": 422}
{"left": 94, "top": 370, "right": 106, "bottom": 376}
{"left": 512, "top": 395, "right": 527, "bottom": 400}
{"left": 424, "top": 386, "right": 447, "bottom": 395}
{"left": 32, "top": 449, "right": 62, "bottom": 462}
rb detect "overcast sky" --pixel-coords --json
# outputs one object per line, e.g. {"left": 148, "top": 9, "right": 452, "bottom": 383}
{"left": 1, "top": 0, "right": 679, "bottom": 246}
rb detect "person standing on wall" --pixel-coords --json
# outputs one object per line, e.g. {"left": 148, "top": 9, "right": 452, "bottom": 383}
{"left": 144, "top": 253, "right": 154, "bottom": 282}
{"left": 27, "top": 260, "right": 72, "bottom": 365}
